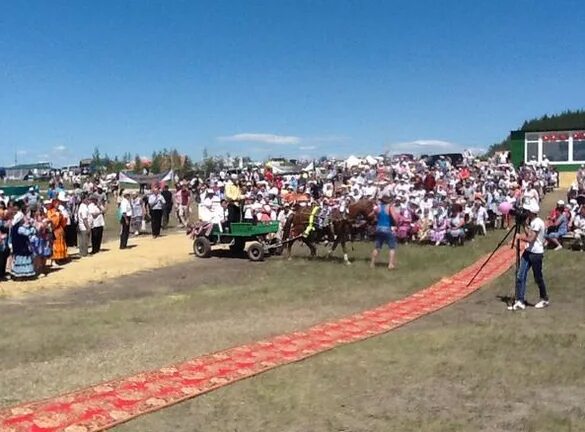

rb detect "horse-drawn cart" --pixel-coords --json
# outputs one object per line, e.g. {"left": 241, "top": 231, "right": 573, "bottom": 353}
{"left": 189, "top": 221, "right": 282, "bottom": 261}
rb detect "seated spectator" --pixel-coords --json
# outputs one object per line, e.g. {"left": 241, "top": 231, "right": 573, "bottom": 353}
{"left": 570, "top": 205, "right": 585, "bottom": 250}
{"left": 545, "top": 201, "right": 569, "bottom": 250}
{"left": 447, "top": 206, "right": 466, "bottom": 246}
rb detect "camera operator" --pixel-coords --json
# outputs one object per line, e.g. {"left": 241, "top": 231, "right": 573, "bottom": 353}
{"left": 509, "top": 201, "right": 550, "bottom": 311}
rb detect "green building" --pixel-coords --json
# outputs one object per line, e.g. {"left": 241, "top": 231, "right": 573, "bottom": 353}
{"left": 509, "top": 128, "right": 585, "bottom": 187}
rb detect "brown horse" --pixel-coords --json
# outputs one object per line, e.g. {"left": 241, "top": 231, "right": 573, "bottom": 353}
{"left": 282, "top": 199, "right": 376, "bottom": 264}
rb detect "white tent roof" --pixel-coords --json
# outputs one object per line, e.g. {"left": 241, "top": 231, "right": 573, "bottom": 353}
{"left": 345, "top": 155, "right": 361, "bottom": 168}
{"left": 365, "top": 155, "right": 378, "bottom": 165}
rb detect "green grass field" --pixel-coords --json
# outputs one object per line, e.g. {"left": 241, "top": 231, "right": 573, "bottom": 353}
{"left": 0, "top": 191, "right": 583, "bottom": 431}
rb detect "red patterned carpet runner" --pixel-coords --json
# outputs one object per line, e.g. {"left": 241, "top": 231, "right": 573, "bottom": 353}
{"left": 0, "top": 246, "right": 515, "bottom": 432}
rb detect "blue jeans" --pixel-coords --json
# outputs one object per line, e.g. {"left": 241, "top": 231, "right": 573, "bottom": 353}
{"left": 515, "top": 251, "right": 548, "bottom": 302}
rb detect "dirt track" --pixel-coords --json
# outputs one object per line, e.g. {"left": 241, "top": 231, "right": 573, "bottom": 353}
{"left": 0, "top": 232, "right": 206, "bottom": 298}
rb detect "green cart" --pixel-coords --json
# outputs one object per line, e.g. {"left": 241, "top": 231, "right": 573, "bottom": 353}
{"left": 191, "top": 221, "right": 282, "bottom": 261}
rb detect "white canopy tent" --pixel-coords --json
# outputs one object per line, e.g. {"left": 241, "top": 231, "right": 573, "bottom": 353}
{"left": 345, "top": 155, "right": 362, "bottom": 169}
{"left": 364, "top": 155, "right": 378, "bottom": 165}
{"left": 118, "top": 170, "right": 174, "bottom": 185}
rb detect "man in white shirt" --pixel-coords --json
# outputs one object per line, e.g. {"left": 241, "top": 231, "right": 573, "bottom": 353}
{"left": 509, "top": 201, "right": 549, "bottom": 311}
{"left": 148, "top": 186, "right": 166, "bottom": 238}
{"left": 88, "top": 195, "right": 105, "bottom": 254}
{"left": 119, "top": 190, "right": 133, "bottom": 249}
{"left": 77, "top": 195, "right": 92, "bottom": 257}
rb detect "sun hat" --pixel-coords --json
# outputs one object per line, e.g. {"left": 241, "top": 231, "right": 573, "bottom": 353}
{"left": 57, "top": 191, "right": 68, "bottom": 202}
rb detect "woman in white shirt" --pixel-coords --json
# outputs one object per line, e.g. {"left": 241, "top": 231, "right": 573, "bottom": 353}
{"left": 131, "top": 192, "right": 144, "bottom": 235}
{"left": 522, "top": 183, "right": 539, "bottom": 208}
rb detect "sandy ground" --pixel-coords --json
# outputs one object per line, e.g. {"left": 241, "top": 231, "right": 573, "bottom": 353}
{"left": 0, "top": 232, "right": 196, "bottom": 297}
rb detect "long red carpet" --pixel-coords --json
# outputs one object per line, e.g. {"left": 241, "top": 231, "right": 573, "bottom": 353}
{"left": 0, "top": 246, "right": 515, "bottom": 432}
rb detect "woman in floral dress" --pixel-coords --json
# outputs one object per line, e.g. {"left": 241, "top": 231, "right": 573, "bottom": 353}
{"left": 30, "top": 209, "right": 53, "bottom": 276}
{"left": 10, "top": 207, "right": 37, "bottom": 280}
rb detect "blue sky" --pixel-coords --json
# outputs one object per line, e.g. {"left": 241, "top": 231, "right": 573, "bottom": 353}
{"left": 1, "top": 0, "right": 584, "bottom": 166}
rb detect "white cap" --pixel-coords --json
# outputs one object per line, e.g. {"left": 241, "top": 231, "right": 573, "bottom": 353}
{"left": 557, "top": 200, "right": 565, "bottom": 206}
{"left": 0, "top": 190, "right": 4, "bottom": 194}
{"left": 523, "top": 201, "right": 539, "bottom": 214}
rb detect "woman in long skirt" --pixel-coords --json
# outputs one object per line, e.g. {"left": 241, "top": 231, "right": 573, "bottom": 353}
{"left": 430, "top": 215, "right": 448, "bottom": 246}
{"left": 131, "top": 192, "right": 144, "bottom": 235}
{"left": 47, "top": 200, "right": 68, "bottom": 264}
{"left": 10, "top": 210, "right": 37, "bottom": 280}
{"left": 30, "top": 209, "right": 52, "bottom": 276}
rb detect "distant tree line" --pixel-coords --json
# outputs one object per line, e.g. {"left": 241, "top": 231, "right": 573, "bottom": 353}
{"left": 486, "top": 109, "right": 585, "bottom": 155}
{"left": 89, "top": 146, "right": 253, "bottom": 177}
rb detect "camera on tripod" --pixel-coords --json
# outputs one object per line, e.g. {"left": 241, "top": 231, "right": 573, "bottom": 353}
{"left": 513, "top": 205, "right": 530, "bottom": 226}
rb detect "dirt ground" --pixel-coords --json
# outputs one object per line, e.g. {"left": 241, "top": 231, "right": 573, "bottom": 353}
{"left": 0, "top": 191, "right": 583, "bottom": 431}
{"left": 0, "top": 231, "right": 196, "bottom": 297}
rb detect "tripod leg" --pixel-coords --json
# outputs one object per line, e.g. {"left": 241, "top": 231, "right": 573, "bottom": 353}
{"left": 466, "top": 224, "right": 517, "bottom": 287}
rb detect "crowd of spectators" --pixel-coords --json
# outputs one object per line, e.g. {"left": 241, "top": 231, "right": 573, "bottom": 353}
{"left": 191, "top": 153, "right": 559, "bottom": 247}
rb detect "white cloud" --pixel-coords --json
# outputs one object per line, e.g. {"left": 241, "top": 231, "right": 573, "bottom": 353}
{"left": 304, "top": 135, "right": 350, "bottom": 143}
{"left": 299, "top": 145, "right": 316, "bottom": 151}
{"left": 53, "top": 145, "right": 67, "bottom": 152}
{"left": 16, "top": 150, "right": 28, "bottom": 156}
{"left": 387, "top": 139, "right": 486, "bottom": 157}
{"left": 400, "top": 140, "right": 454, "bottom": 148}
{"left": 387, "top": 139, "right": 458, "bottom": 155}
{"left": 218, "top": 133, "right": 301, "bottom": 145}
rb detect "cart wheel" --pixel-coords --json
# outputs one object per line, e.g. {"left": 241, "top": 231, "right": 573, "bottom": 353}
{"left": 229, "top": 238, "right": 246, "bottom": 254}
{"left": 247, "top": 242, "right": 265, "bottom": 262}
{"left": 194, "top": 237, "right": 212, "bottom": 258}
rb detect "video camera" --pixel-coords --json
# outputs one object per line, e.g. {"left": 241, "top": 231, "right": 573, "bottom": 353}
{"left": 513, "top": 205, "right": 530, "bottom": 226}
